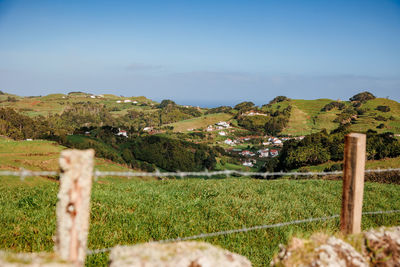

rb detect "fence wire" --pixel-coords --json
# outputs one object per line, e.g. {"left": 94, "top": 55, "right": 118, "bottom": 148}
{"left": 86, "top": 209, "right": 400, "bottom": 255}
{"left": 1, "top": 168, "right": 400, "bottom": 180}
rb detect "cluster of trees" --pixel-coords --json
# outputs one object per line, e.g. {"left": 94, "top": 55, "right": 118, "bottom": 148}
{"left": 268, "top": 96, "right": 290, "bottom": 105}
{"left": 126, "top": 135, "right": 217, "bottom": 171}
{"left": 349, "top": 91, "right": 376, "bottom": 102}
{"left": 333, "top": 107, "right": 358, "bottom": 124}
{"left": 321, "top": 101, "right": 346, "bottom": 111}
{"left": 205, "top": 106, "right": 233, "bottom": 115}
{"left": 236, "top": 104, "right": 291, "bottom": 135}
{"left": 0, "top": 108, "right": 52, "bottom": 139}
{"left": 64, "top": 126, "right": 218, "bottom": 172}
{"left": 274, "top": 126, "right": 400, "bottom": 171}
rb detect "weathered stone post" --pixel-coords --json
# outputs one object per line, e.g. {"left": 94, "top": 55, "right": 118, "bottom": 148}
{"left": 55, "top": 149, "right": 94, "bottom": 266}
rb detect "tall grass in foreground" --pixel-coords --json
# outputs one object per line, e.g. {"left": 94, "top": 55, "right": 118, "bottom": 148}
{"left": 0, "top": 176, "right": 399, "bottom": 266}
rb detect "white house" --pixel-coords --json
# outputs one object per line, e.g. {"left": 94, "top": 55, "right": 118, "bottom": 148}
{"left": 258, "top": 149, "right": 269, "bottom": 158}
{"left": 219, "top": 131, "right": 227, "bottom": 136}
{"left": 243, "top": 161, "right": 253, "bottom": 167}
{"left": 116, "top": 100, "right": 122, "bottom": 103}
{"left": 90, "top": 95, "right": 96, "bottom": 99}
{"left": 116, "top": 129, "right": 128, "bottom": 137}
{"left": 132, "top": 100, "right": 138, "bottom": 104}
{"left": 124, "top": 99, "right": 132, "bottom": 103}
{"left": 224, "top": 139, "right": 234, "bottom": 145}
{"left": 244, "top": 111, "right": 268, "bottom": 116}
{"left": 270, "top": 149, "right": 279, "bottom": 157}
{"left": 143, "top": 127, "right": 153, "bottom": 132}
{"left": 215, "top": 121, "right": 230, "bottom": 128}
{"left": 206, "top": 125, "right": 214, "bottom": 132}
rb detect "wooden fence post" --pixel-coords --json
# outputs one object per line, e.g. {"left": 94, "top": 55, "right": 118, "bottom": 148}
{"left": 340, "top": 133, "right": 366, "bottom": 234}
{"left": 55, "top": 149, "right": 94, "bottom": 266}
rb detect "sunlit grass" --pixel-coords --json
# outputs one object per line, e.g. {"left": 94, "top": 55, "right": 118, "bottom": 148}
{"left": 0, "top": 176, "right": 399, "bottom": 266}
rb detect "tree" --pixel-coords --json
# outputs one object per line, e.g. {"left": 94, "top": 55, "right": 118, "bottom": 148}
{"left": 234, "top": 101, "right": 254, "bottom": 111}
{"left": 268, "top": 96, "right": 290, "bottom": 105}
{"left": 158, "top": 99, "right": 176, "bottom": 108}
{"left": 349, "top": 91, "right": 376, "bottom": 102}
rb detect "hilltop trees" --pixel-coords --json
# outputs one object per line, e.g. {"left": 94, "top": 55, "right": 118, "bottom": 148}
{"left": 158, "top": 99, "right": 176, "bottom": 108}
{"left": 234, "top": 101, "right": 255, "bottom": 112}
{"left": 268, "top": 96, "right": 290, "bottom": 105}
{"left": 350, "top": 91, "right": 376, "bottom": 102}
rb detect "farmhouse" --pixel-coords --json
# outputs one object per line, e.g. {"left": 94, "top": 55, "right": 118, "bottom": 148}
{"left": 242, "top": 161, "right": 253, "bottom": 167}
{"left": 270, "top": 149, "right": 279, "bottom": 157}
{"left": 124, "top": 99, "right": 132, "bottom": 103}
{"left": 143, "top": 127, "right": 153, "bottom": 132}
{"left": 224, "top": 139, "right": 234, "bottom": 145}
{"left": 257, "top": 149, "right": 269, "bottom": 158}
{"left": 244, "top": 110, "right": 268, "bottom": 116}
{"left": 116, "top": 129, "right": 128, "bottom": 137}
{"left": 219, "top": 131, "right": 227, "bottom": 136}
{"left": 215, "top": 121, "right": 230, "bottom": 128}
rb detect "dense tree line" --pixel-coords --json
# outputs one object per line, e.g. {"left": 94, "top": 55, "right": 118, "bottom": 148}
{"left": 0, "top": 108, "right": 52, "bottom": 139}
{"left": 205, "top": 106, "right": 233, "bottom": 114}
{"left": 126, "top": 135, "right": 217, "bottom": 171}
{"left": 275, "top": 127, "right": 400, "bottom": 171}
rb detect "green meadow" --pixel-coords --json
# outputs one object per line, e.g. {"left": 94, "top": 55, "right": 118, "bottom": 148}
{"left": 0, "top": 176, "right": 399, "bottom": 266}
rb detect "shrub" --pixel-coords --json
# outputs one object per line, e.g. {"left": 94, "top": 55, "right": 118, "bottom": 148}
{"left": 375, "top": 115, "right": 387, "bottom": 121}
{"left": 376, "top": 105, "right": 390, "bottom": 112}
{"left": 321, "top": 102, "right": 346, "bottom": 112}
{"left": 268, "top": 96, "right": 290, "bottom": 105}
{"left": 377, "top": 123, "right": 385, "bottom": 129}
{"left": 349, "top": 91, "right": 376, "bottom": 102}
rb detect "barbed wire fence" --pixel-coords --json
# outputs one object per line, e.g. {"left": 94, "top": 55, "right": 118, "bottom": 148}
{"left": 1, "top": 167, "right": 400, "bottom": 181}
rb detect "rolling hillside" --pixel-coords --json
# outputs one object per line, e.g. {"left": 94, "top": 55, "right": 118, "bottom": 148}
{"left": 266, "top": 98, "right": 400, "bottom": 136}
{"left": 0, "top": 91, "right": 399, "bottom": 135}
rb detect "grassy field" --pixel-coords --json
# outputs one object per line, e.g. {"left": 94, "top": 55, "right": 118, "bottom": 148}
{"left": 0, "top": 176, "right": 399, "bottom": 266}
{"left": 168, "top": 113, "right": 233, "bottom": 132}
{"left": 0, "top": 137, "right": 133, "bottom": 172}
{"left": 0, "top": 93, "right": 158, "bottom": 117}
{"left": 1, "top": 136, "right": 400, "bottom": 266}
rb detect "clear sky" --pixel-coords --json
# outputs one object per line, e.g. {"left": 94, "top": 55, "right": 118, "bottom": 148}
{"left": 0, "top": 0, "right": 399, "bottom": 106}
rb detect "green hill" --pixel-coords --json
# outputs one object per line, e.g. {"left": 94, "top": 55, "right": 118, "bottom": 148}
{"left": 266, "top": 97, "right": 400, "bottom": 136}
{"left": 0, "top": 92, "right": 399, "bottom": 135}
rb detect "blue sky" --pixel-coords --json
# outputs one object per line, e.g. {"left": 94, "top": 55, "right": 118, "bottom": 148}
{"left": 0, "top": 0, "right": 399, "bottom": 106}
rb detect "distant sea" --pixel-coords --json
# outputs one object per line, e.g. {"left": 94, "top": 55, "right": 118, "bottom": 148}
{"left": 173, "top": 100, "right": 265, "bottom": 108}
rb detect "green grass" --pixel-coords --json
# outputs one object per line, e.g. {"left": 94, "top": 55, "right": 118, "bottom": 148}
{"left": 0, "top": 177, "right": 399, "bottom": 266}
{"left": 276, "top": 98, "right": 400, "bottom": 136}
{"left": 0, "top": 137, "right": 133, "bottom": 172}
{"left": 168, "top": 113, "right": 233, "bottom": 132}
{"left": 1, "top": 138, "right": 400, "bottom": 266}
